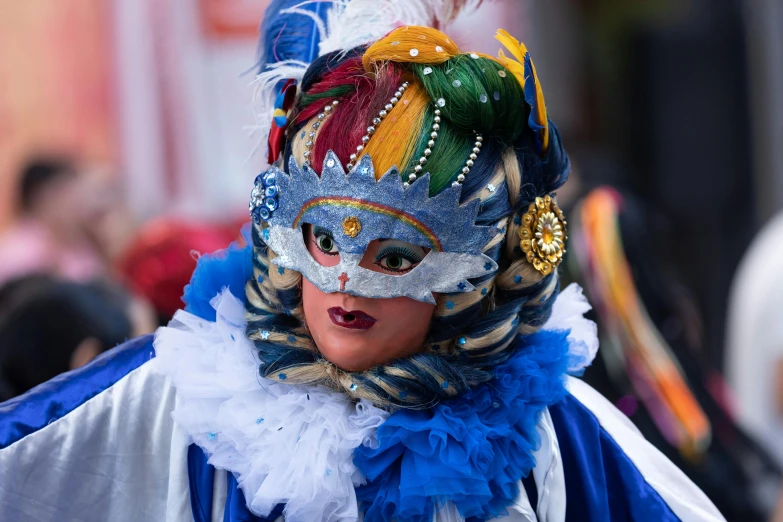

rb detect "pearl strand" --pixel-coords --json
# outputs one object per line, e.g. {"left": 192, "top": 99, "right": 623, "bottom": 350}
{"left": 346, "top": 81, "right": 410, "bottom": 171}
{"left": 302, "top": 100, "right": 339, "bottom": 165}
{"left": 451, "top": 135, "right": 483, "bottom": 188}
{"left": 405, "top": 109, "right": 441, "bottom": 187}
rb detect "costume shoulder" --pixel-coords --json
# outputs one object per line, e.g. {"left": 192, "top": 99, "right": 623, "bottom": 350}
{"left": 0, "top": 335, "right": 187, "bottom": 522}
{"left": 548, "top": 376, "right": 725, "bottom": 522}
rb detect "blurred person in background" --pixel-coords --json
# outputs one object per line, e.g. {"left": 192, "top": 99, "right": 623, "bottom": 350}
{"left": 0, "top": 157, "right": 119, "bottom": 285}
{"left": 0, "top": 274, "right": 156, "bottom": 401}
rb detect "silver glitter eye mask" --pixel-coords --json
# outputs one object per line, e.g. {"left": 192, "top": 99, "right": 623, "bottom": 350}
{"left": 251, "top": 151, "right": 499, "bottom": 304}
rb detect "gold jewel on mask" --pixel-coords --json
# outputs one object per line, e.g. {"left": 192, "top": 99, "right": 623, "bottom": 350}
{"left": 518, "top": 195, "right": 566, "bottom": 276}
{"left": 342, "top": 216, "right": 362, "bottom": 238}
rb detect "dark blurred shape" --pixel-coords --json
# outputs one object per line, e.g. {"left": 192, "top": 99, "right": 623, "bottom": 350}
{"left": 0, "top": 275, "right": 134, "bottom": 401}
{"left": 18, "top": 158, "right": 77, "bottom": 215}
{"left": 117, "top": 219, "right": 243, "bottom": 324}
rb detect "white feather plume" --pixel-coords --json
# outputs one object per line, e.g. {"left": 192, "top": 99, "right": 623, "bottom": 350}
{"left": 248, "top": 60, "right": 309, "bottom": 162}
{"left": 285, "top": 0, "right": 477, "bottom": 57}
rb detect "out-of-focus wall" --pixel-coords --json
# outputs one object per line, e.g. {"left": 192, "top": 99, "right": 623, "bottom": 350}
{"left": 0, "top": 1, "right": 116, "bottom": 228}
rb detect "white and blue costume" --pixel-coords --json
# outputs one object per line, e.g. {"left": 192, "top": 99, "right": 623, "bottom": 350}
{"left": 0, "top": 265, "right": 723, "bottom": 521}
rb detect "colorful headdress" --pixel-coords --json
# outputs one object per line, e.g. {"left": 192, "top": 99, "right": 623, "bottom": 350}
{"left": 245, "top": 0, "right": 572, "bottom": 409}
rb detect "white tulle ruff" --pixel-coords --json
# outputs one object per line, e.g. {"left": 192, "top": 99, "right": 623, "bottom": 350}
{"left": 152, "top": 289, "right": 389, "bottom": 522}
{"left": 543, "top": 283, "right": 599, "bottom": 374}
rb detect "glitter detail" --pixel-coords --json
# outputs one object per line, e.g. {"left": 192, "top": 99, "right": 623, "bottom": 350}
{"left": 479, "top": 94, "right": 488, "bottom": 103}
{"left": 423, "top": 67, "right": 433, "bottom": 75}
{"left": 391, "top": 41, "right": 400, "bottom": 45}
{"left": 262, "top": 228, "right": 270, "bottom": 241}
{"left": 445, "top": 300, "right": 455, "bottom": 309}
{"left": 493, "top": 91, "right": 500, "bottom": 101}
{"left": 458, "top": 337, "right": 467, "bottom": 346}
{"left": 325, "top": 469, "right": 333, "bottom": 477}
{"left": 208, "top": 433, "right": 217, "bottom": 441}
{"left": 498, "top": 70, "right": 507, "bottom": 78}
{"left": 492, "top": 402, "right": 500, "bottom": 409}
{"left": 260, "top": 330, "right": 270, "bottom": 340}
{"left": 484, "top": 262, "right": 493, "bottom": 271}
{"left": 452, "top": 80, "right": 462, "bottom": 87}
{"left": 326, "top": 158, "right": 336, "bottom": 168}
{"left": 349, "top": 383, "right": 358, "bottom": 391}
{"left": 435, "top": 46, "right": 444, "bottom": 52}
{"left": 487, "top": 183, "right": 496, "bottom": 193}
{"left": 437, "top": 98, "right": 446, "bottom": 107}
{"left": 457, "top": 282, "right": 467, "bottom": 290}
{"left": 409, "top": 48, "right": 419, "bottom": 57}
{"left": 256, "top": 417, "right": 264, "bottom": 424}
{"left": 470, "top": 53, "right": 479, "bottom": 59}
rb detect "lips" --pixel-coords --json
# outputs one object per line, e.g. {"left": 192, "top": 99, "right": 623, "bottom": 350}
{"left": 327, "top": 307, "right": 377, "bottom": 330}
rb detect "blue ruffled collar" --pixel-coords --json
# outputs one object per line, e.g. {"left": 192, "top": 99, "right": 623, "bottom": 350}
{"left": 183, "top": 242, "right": 572, "bottom": 522}
{"left": 353, "top": 330, "right": 569, "bottom": 522}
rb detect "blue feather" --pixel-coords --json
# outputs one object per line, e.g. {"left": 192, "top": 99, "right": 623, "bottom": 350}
{"left": 258, "top": 0, "right": 330, "bottom": 71}
{"left": 182, "top": 226, "right": 253, "bottom": 322}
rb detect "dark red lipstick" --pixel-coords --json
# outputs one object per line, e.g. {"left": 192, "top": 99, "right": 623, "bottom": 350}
{"left": 327, "top": 307, "right": 377, "bottom": 330}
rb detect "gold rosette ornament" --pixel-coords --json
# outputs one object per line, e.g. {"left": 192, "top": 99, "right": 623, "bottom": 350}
{"left": 518, "top": 195, "right": 567, "bottom": 275}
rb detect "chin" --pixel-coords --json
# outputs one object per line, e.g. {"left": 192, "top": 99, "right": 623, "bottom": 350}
{"left": 317, "top": 333, "right": 380, "bottom": 372}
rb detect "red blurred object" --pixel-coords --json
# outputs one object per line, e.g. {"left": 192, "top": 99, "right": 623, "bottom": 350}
{"left": 117, "top": 219, "right": 243, "bottom": 320}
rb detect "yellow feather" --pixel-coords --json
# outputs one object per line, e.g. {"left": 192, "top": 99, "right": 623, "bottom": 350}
{"left": 495, "top": 29, "right": 550, "bottom": 153}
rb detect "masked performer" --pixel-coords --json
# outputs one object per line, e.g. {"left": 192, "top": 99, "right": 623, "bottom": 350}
{"left": 0, "top": 1, "right": 724, "bottom": 521}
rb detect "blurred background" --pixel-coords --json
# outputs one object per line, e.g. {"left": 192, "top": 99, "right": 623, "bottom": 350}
{"left": 1, "top": 0, "right": 782, "bottom": 519}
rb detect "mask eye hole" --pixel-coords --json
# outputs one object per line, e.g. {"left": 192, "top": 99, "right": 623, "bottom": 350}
{"left": 360, "top": 239, "right": 429, "bottom": 276}
{"left": 303, "top": 224, "right": 340, "bottom": 267}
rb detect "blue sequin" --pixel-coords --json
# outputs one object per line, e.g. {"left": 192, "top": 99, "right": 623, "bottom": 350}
{"left": 208, "top": 433, "right": 217, "bottom": 441}
{"left": 264, "top": 172, "right": 277, "bottom": 186}
{"left": 514, "top": 275, "right": 522, "bottom": 283}
{"left": 350, "top": 383, "right": 358, "bottom": 391}
{"left": 457, "top": 282, "right": 467, "bottom": 291}
{"left": 481, "top": 288, "right": 488, "bottom": 296}
{"left": 265, "top": 185, "right": 279, "bottom": 197}
{"left": 262, "top": 228, "right": 270, "bottom": 241}
{"left": 279, "top": 373, "right": 287, "bottom": 380}
{"left": 256, "top": 417, "right": 264, "bottom": 424}
{"left": 259, "top": 207, "right": 271, "bottom": 220}
{"left": 325, "top": 469, "right": 333, "bottom": 477}
{"left": 513, "top": 215, "right": 521, "bottom": 225}
{"left": 257, "top": 275, "right": 264, "bottom": 283}
{"left": 288, "top": 335, "right": 296, "bottom": 343}
{"left": 484, "top": 262, "right": 493, "bottom": 271}
{"left": 441, "top": 381, "right": 449, "bottom": 389}
{"left": 399, "top": 391, "right": 407, "bottom": 399}
{"left": 278, "top": 266, "right": 285, "bottom": 275}
{"left": 445, "top": 301, "right": 455, "bottom": 310}
{"left": 458, "top": 337, "right": 467, "bottom": 346}
{"left": 265, "top": 197, "right": 278, "bottom": 211}
{"left": 360, "top": 166, "right": 370, "bottom": 175}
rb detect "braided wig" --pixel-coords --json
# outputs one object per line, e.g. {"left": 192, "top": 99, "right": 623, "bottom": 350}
{"left": 245, "top": 27, "right": 571, "bottom": 409}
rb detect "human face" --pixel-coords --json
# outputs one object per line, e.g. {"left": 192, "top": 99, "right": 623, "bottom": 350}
{"left": 301, "top": 224, "right": 436, "bottom": 371}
